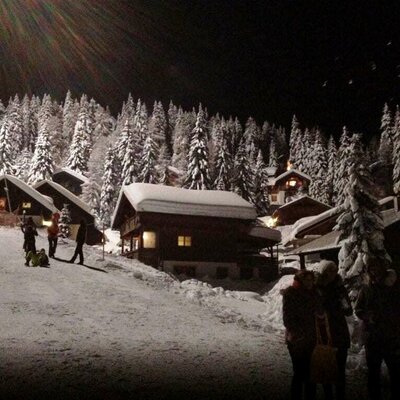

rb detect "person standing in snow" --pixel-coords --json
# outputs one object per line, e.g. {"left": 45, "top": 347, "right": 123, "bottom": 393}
{"left": 282, "top": 269, "right": 323, "bottom": 400}
{"left": 316, "top": 260, "right": 352, "bottom": 400}
{"left": 355, "top": 260, "right": 400, "bottom": 400}
{"left": 21, "top": 217, "right": 37, "bottom": 254}
{"left": 47, "top": 213, "right": 60, "bottom": 258}
{"left": 69, "top": 219, "right": 87, "bottom": 265}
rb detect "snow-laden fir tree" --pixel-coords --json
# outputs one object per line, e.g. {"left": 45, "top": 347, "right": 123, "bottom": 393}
{"left": 335, "top": 135, "right": 390, "bottom": 300}
{"left": 289, "top": 115, "right": 301, "bottom": 165}
{"left": 121, "top": 119, "right": 142, "bottom": 185}
{"left": 117, "top": 116, "right": 134, "bottom": 163}
{"left": 59, "top": 204, "right": 72, "bottom": 238}
{"left": 208, "top": 116, "right": 223, "bottom": 179}
{"left": 184, "top": 105, "right": 211, "bottom": 190}
{"left": 0, "top": 99, "right": 5, "bottom": 120}
{"left": 326, "top": 135, "right": 337, "bottom": 205}
{"left": 0, "top": 117, "right": 15, "bottom": 175}
{"left": 231, "top": 116, "right": 243, "bottom": 158}
{"left": 334, "top": 127, "right": 352, "bottom": 205}
{"left": 66, "top": 105, "right": 92, "bottom": 174}
{"left": 297, "top": 128, "right": 312, "bottom": 174}
{"left": 268, "top": 136, "right": 278, "bottom": 168}
{"left": 148, "top": 100, "right": 167, "bottom": 147}
{"left": 378, "top": 103, "right": 393, "bottom": 165}
{"left": 213, "top": 126, "right": 233, "bottom": 191}
{"left": 243, "top": 117, "right": 259, "bottom": 164}
{"left": 27, "top": 121, "right": 54, "bottom": 184}
{"left": 232, "top": 137, "right": 255, "bottom": 203}
{"left": 62, "top": 90, "right": 79, "bottom": 147}
{"left": 81, "top": 179, "right": 101, "bottom": 222}
{"left": 253, "top": 150, "right": 270, "bottom": 216}
{"left": 7, "top": 95, "right": 24, "bottom": 157}
{"left": 167, "top": 100, "right": 179, "bottom": 147}
{"left": 99, "top": 147, "right": 118, "bottom": 227}
{"left": 393, "top": 105, "right": 400, "bottom": 194}
{"left": 308, "top": 130, "right": 329, "bottom": 204}
{"left": 138, "top": 133, "right": 160, "bottom": 184}
{"left": 28, "top": 95, "right": 40, "bottom": 153}
{"left": 13, "top": 150, "right": 33, "bottom": 182}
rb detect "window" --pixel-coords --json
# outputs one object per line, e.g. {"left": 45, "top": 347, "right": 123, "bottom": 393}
{"left": 178, "top": 235, "right": 192, "bottom": 247}
{"left": 271, "top": 194, "right": 278, "bottom": 202}
{"left": 287, "top": 179, "right": 297, "bottom": 187}
{"left": 142, "top": 231, "right": 156, "bottom": 248}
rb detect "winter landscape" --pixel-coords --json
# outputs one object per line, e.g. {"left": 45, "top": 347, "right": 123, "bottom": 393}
{"left": 1, "top": 1, "right": 400, "bottom": 400}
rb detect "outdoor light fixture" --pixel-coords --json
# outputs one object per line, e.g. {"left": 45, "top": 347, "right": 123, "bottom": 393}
{"left": 22, "top": 202, "right": 31, "bottom": 209}
{"left": 142, "top": 231, "right": 156, "bottom": 248}
{"left": 42, "top": 220, "right": 53, "bottom": 227}
{"left": 266, "top": 217, "right": 278, "bottom": 228}
{"left": 287, "top": 179, "right": 297, "bottom": 187}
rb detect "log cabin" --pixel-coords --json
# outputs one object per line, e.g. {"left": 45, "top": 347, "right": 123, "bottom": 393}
{"left": 111, "top": 183, "right": 281, "bottom": 280}
{"left": 52, "top": 167, "right": 88, "bottom": 196}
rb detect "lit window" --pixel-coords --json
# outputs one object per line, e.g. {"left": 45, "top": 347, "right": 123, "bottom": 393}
{"left": 287, "top": 179, "right": 297, "bottom": 187}
{"left": 271, "top": 194, "right": 278, "bottom": 202}
{"left": 142, "top": 231, "right": 156, "bottom": 248}
{"left": 178, "top": 235, "right": 192, "bottom": 247}
{"left": 22, "top": 202, "right": 32, "bottom": 209}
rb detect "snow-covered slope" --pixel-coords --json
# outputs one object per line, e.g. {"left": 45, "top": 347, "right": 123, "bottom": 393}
{"left": 0, "top": 227, "right": 367, "bottom": 399}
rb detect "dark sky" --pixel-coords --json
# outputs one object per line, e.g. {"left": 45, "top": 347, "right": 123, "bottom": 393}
{"left": 1, "top": 0, "right": 400, "bottom": 139}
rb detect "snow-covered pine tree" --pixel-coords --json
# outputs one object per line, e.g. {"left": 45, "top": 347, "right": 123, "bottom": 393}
{"left": 308, "top": 130, "right": 329, "bottom": 204}
{"left": 7, "top": 95, "right": 24, "bottom": 157}
{"left": 334, "top": 127, "right": 352, "bottom": 205}
{"left": 27, "top": 121, "right": 54, "bottom": 184}
{"left": 231, "top": 116, "right": 243, "bottom": 158}
{"left": 243, "top": 117, "right": 259, "bottom": 164}
{"left": 148, "top": 100, "right": 167, "bottom": 147}
{"left": 326, "top": 135, "right": 337, "bottom": 205}
{"left": 99, "top": 147, "right": 118, "bottom": 227}
{"left": 167, "top": 100, "right": 178, "bottom": 148}
{"left": 393, "top": 105, "right": 400, "bottom": 194}
{"left": 157, "top": 143, "right": 171, "bottom": 178}
{"left": 232, "top": 137, "right": 255, "bottom": 203}
{"left": 0, "top": 117, "right": 15, "bottom": 174}
{"left": 289, "top": 115, "right": 301, "bottom": 165}
{"left": 213, "top": 124, "right": 233, "bottom": 191}
{"left": 81, "top": 179, "right": 101, "bottom": 221}
{"left": 253, "top": 150, "right": 270, "bottom": 216}
{"left": 121, "top": 118, "right": 142, "bottom": 185}
{"left": 268, "top": 136, "right": 278, "bottom": 168}
{"left": 13, "top": 150, "right": 33, "bottom": 182}
{"left": 62, "top": 90, "right": 78, "bottom": 145}
{"left": 138, "top": 133, "right": 160, "bottom": 184}
{"left": 66, "top": 104, "right": 92, "bottom": 174}
{"left": 59, "top": 204, "right": 72, "bottom": 238}
{"left": 0, "top": 99, "right": 5, "bottom": 120}
{"left": 184, "top": 105, "right": 211, "bottom": 190}
{"left": 208, "top": 116, "right": 223, "bottom": 180}
{"left": 378, "top": 103, "right": 393, "bottom": 165}
{"left": 335, "top": 135, "right": 390, "bottom": 300}
{"left": 297, "top": 128, "right": 312, "bottom": 174}
{"left": 28, "top": 95, "right": 40, "bottom": 153}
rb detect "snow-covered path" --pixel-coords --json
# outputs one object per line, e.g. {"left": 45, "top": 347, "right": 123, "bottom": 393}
{"left": 0, "top": 227, "right": 367, "bottom": 399}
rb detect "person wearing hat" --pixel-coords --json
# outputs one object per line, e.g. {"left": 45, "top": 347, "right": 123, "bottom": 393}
{"left": 282, "top": 269, "right": 324, "bottom": 400}
{"left": 316, "top": 260, "right": 352, "bottom": 400}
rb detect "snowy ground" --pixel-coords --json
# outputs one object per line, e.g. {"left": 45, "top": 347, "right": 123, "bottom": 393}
{"left": 0, "top": 227, "right": 368, "bottom": 399}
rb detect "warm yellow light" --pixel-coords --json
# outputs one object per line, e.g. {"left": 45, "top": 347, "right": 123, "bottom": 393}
{"left": 42, "top": 220, "right": 52, "bottom": 227}
{"left": 288, "top": 179, "right": 297, "bottom": 187}
{"left": 142, "top": 231, "right": 156, "bottom": 248}
{"left": 178, "top": 235, "right": 191, "bottom": 247}
{"left": 287, "top": 161, "right": 292, "bottom": 171}
{"left": 22, "top": 202, "right": 31, "bottom": 209}
{"left": 266, "top": 217, "right": 278, "bottom": 228}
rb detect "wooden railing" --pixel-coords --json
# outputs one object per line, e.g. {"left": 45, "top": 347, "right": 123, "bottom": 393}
{"left": 121, "top": 215, "right": 139, "bottom": 237}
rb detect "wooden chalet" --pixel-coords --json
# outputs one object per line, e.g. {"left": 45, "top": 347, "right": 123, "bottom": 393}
{"left": 288, "top": 197, "right": 400, "bottom": 269}
{"left": 34, "top": 180, "right": 102, "bottom": 245}
{"left": 111, "top": 183, "right": 281, "bottom": 280}
{"left": 0, "top": 175, "right": 58, "bottom": 226}
{"left": 268, "top": 168, "right": 311, "bottom": 207}
{"left": 52, "top": 167, "right": 88, "bottom": 196}
{"left": 272, "top": 195, "right": 331, "bottom": 226}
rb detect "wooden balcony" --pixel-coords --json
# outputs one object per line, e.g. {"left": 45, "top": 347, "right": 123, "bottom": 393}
{"left": 121, "top": 215, "right": 140, "bottom": 237}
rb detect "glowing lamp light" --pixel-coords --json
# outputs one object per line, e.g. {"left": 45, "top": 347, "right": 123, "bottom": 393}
{"left": 22, "top": 202, "right": 31, "bottom": 209}
{"left": 42, "top": 220, "right": 53, "bottom": 227}
{"left": 288, "top": 179, "right": 297, "bottom": 187}
{"left": 286, "top": 161, "right": 293, "bottom": 171}
{"left": 266, "top": 217, "right": 278, "bottom": 228}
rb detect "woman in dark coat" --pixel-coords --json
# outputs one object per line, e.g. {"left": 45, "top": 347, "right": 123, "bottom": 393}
{"left": 282, "top": 269, "right": 323, "bottom": 400}
{"left": 69, "top": 219, "right": 87, "bottom": 265}
{"left": 316, "top": 260, "right": 352, "bottom": 400}
{"left": 21, "top": 217, "right": 38, "bottom": 254}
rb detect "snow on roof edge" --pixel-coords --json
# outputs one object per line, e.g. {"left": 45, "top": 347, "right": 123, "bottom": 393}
{"left": 53, "top": 167, "right": 89, "bottom": 183}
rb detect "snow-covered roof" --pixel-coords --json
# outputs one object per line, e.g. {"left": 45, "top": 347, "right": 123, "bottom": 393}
{"left": 276, "top": 195, "right": 331, "bottom": 210}
{"left": 53, "top": 167, "right": 89, "bottom": 184}
{"left": 33, "top": 180, "right": 92, "bottom": 215}
{"left": 0, "top": 175, "right": 58, "bottom": 213}
{"left": 247, "top": 226, "right": 281, "bottom": 242}
{"left": 269, "top": 169, "right": 311, "bottom": 186}
{"left": 288, "top": 230, "right": 342, "bottom": 256}
{"left": 113, "top": 183, "right": 258, "bottom": 222}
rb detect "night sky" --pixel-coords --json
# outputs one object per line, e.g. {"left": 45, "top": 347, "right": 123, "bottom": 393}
{"left": 1, "top": 0, "right": 400, "bottom": 139}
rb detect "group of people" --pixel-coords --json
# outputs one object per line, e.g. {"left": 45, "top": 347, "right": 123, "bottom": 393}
{"left": 21, "top": 214, "right": 87, "bottom": 266}
{"left": 282, "top": 258, "right": 400, "bottom": 400}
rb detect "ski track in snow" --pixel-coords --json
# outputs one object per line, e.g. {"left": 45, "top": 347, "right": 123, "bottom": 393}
{"left": 0, "top": 227, "right": 367, "bottom": 399}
